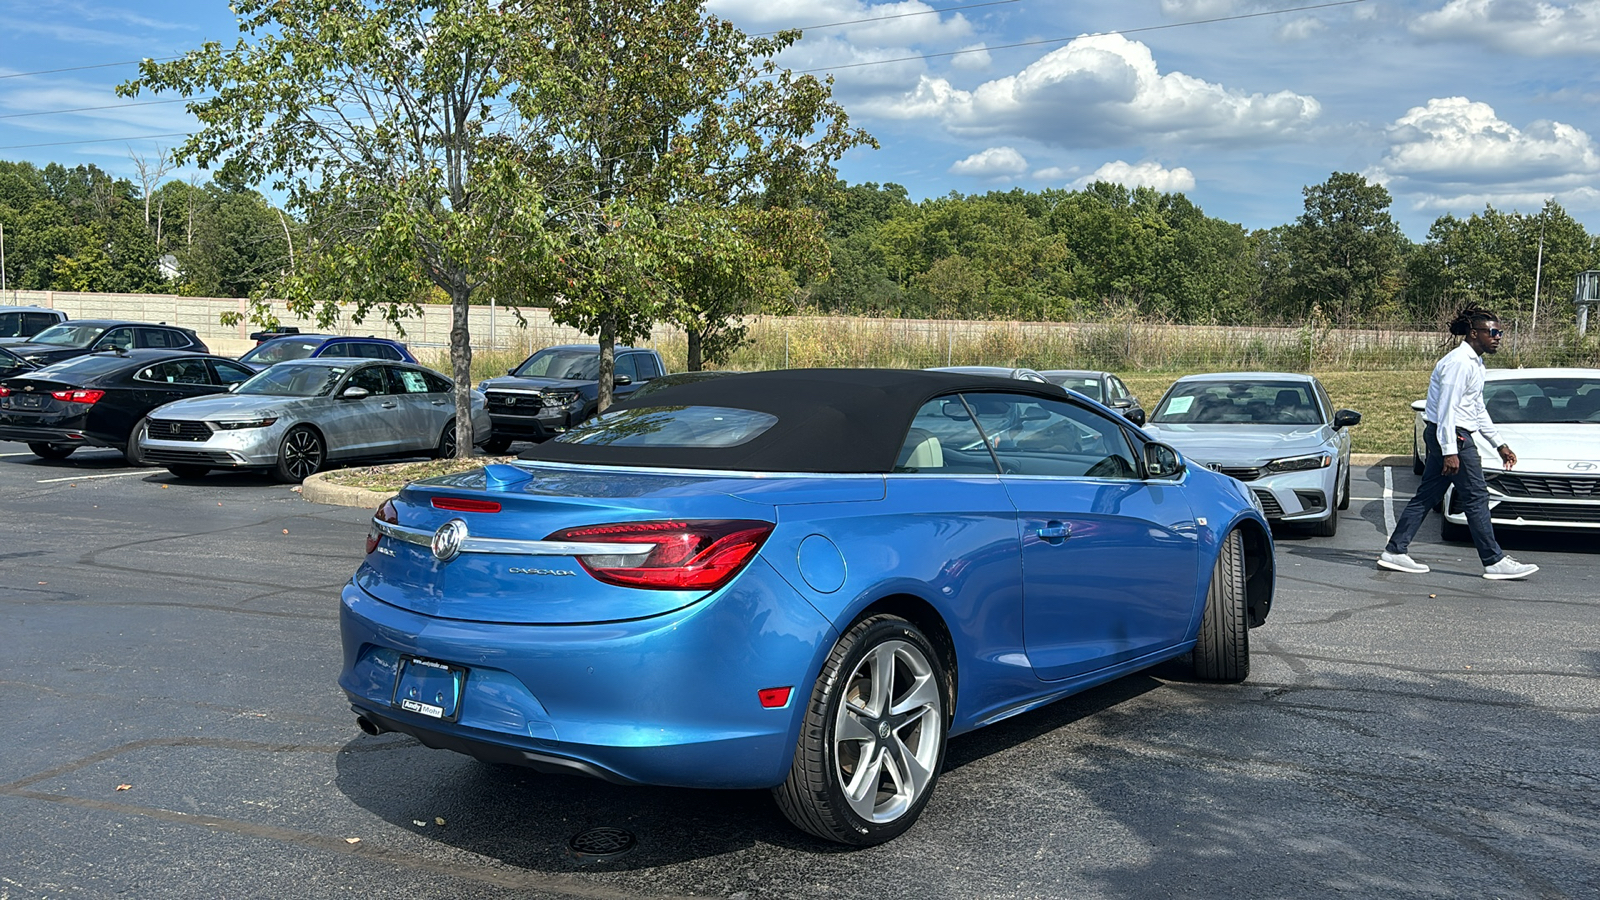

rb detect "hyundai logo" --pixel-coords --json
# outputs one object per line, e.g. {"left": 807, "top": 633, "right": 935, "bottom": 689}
{"left": 1569, "top": 461, "right": 1597, "bottom": 472}
{"left": 431, "top": 518, "right": 469, "bottom": 562}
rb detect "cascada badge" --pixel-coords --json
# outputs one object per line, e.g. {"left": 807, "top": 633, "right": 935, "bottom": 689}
{"left": 431, "top": 519, "right": 469, "bottom": 562}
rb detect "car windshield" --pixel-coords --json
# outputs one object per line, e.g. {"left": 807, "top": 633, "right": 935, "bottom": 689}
{"left": 1153, "top": 380, "right": 1323, "bottom": 425}
{"left": 235, "top": 364, "right": 346, "bottom": 397}
{"left": 27, "top": 323, "right": 107, "bottom": 347}
{"left": 1047, "top": 375, "right": 1102, "bottom": 400}
{"left": 555, "top": 405, "right": 777, "bottom": 448}
{"left": 1485, "top": 377, "right": 1600, "bottom": 423}
{"left": 514, "top": 349, "right": 600, "bottom": 380}
{"left": 240, "top": 339, "right": 326, "bottom": 365}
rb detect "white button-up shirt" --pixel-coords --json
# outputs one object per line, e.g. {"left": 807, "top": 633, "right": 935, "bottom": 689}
{"left": 1423, "top": 340, "right": 1502, "bottom": 453}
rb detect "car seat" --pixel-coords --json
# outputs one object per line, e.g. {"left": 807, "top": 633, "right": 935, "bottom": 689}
{"left": 1523, "top": 395, "right": 1553, "bottom": 421}
{"left": 896, "top": 429, "right": 944, "bottom": 471}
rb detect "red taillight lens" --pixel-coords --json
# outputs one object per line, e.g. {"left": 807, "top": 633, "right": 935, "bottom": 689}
{"left": 50, "top": 388, "right": 104, "bottom": 404}
{"left": 545, "top": 520, "right": 775, "bottom": 591}
{"left": 0, "top": 385, "right": 10, "bottom": 397}
{"left": 432, "top": 497, "right": 502, "bottom": 513}
{"left": 366, "top": 499, "right": 398, "bottom": 555}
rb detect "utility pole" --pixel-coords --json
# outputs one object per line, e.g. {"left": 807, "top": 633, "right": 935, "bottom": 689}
{"left": 1531, "top": 213, "right": 1546, "bottom": 338}
{"left": 1, "top": 221, "right": 7, "bottom": 296}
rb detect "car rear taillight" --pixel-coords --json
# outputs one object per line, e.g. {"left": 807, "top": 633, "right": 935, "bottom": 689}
{"left": 0, "top": 385, "right": 10, "bottom": 397}
{"left": 367, "top": 499, "right": 398, "bottom": 555}
{"left": 50, "top": 388, "right": 104, "bottom": 404}
{"left": 544, "top": 520, "right": 774, "bottom": 591}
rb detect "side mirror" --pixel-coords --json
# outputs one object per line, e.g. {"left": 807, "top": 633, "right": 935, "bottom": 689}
{"left": 1333, "top": 409, "right": 1362, "bottom": 429}
{"left": 506, "top": 368, "right": 516, "bottom": 376}
{"left": 1143, "top": 442, "right": 1186, "bottom": 480}
{"left": 1127, "top": 409, "right": 1147, "bottom": 427}
{"left": 613, "top": 374, "right": 633, "bottom": 387}
{"left": 340, "top": 386, "right": 370, "bottom": 400}
{"left": 1111, "top": 398, "right": 1131, "bottom": 408}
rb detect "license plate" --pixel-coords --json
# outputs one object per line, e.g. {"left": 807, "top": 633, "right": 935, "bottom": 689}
{"left": 13, "top": 394, "right": 43, "bottom": 408}
{"left": 391, "top": 657, "right": 466, "bottom": 721}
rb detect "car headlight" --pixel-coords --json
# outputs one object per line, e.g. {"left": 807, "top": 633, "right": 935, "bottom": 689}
{"left": 543, "top": 390, "right": 581, "bottom": 408}
{"left": 1264, "top": 453, "right": 1331, "bottom": 473}
{"left": 211, "top": 417, "right": 279, "bottom": 430}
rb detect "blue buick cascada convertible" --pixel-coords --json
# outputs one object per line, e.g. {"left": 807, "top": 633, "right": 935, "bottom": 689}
{"left": 339, "top": 368, "right": 1275, "bottom": 845}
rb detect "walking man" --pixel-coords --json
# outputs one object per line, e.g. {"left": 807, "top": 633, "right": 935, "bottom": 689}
{"left": 1379, "top": 307, "right": 1538, "bottom": 580}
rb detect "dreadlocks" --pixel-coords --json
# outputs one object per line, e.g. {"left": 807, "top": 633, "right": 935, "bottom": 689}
{"left": 1448, "top": 306, "right": 1498, "bottom": 337}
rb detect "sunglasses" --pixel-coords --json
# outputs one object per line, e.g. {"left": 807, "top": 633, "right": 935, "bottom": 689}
{"left": 1476, "top": 326, "right": 1503, "bottom": 338}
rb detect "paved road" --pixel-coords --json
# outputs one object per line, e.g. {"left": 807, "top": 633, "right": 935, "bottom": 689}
{"left": 1, "top": 445, "right": 1595, "bottom": 899}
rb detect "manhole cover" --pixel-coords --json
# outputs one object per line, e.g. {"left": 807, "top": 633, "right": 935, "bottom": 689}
{"left": 567, "top": 826, "right": 637, "bottom": 863}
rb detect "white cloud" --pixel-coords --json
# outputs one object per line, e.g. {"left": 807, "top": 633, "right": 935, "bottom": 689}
{"left": 1372, "top": 97, "right": 1600, "bottom": 211}
{"left": 1072, "top": 160, "right": 1196, "bottom": 192}
{"left": 1412, "top": 0, "right": 1600, "bottom": 56}
{"left": 949, "top": 43, "right": 992, "bottom": 71}
{"left": 1276, "top": 18, "right": 1327, "bottom": 40}
{"left": 949, "top": 146, "right": 1028, "bottom": 177}
{"left": 862, "top": 33, "right": 1320, "bottom": 148}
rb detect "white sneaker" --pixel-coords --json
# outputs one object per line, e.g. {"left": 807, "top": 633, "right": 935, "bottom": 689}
{"left": 1378, "top": 551, "right": 1429, "bottom": 573}
{"left": 1483, "top": 556, "right": 1538, "bottom": 580}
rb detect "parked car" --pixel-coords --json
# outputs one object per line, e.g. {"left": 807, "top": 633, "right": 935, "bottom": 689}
{"left": 476, "top": 344, "right": 666, "bottom": 452}
{"left": 3, "top": 320, "right": 207, "bottom": 367}
{"left": 1410, "top": 367, "right": 1600, "bottom": 539}
{"left": 1143, "top": 372, "right": 1361, "bottom": 536}
{"left": 623, "top": 368, "right": 738, "bottom": 401}
{"left": 0, "top": 306, "right": 68, "bottom": 342}
{"left": 925, "top": 365, "right": 1049, "bottom": 383}
{"left": 248, "top": 326, "right": 300, "bottom": 345}
{"left": 0, "top": 346, "right": 36, "bottom": 379}
{"left": 1040, "top": 369, "right": 1146, "bottom": 425}
{"left": 341, "top": 368, "right": 1275, "bottom": 846}
{"left": 237, "top": 334, "right": 416, "bottom": 371}
{"left": 138, "top": 358, "right": 489, "bottom": 482}
{"left": 0, "top": 349, "right": 256, "bottom": 462}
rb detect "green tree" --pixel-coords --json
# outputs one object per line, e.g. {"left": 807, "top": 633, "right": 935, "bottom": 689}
{"left": 123, "top": 0, "right": 552, "bottom": 457}
{"left": 1284, "top": 172, "right": 1409, "bottom": 322}
{"left": 497, "top": 0, "right": 871, "bottom": 402}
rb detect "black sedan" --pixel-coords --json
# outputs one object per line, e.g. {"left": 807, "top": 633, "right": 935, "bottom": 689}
{"left": 0, "top": 349, "right": 256, "bottom": 461}
{"left": 1040, "top": 369, "right": 1145, "bottom": 425}
{"left": 3, "top": 320, "right": 208, "bottom": 367}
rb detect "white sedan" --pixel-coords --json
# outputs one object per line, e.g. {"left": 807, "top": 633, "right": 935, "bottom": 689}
{"left": 1411, "top": 367, "right": 1600, "bottom": 538}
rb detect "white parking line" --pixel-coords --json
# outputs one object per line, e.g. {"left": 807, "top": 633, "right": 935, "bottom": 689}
{"left": 36, "top": 470, "right": 150, "bottom": 483}
{"left": 1382, "top": 466, "right": 1397, "bottom": 535}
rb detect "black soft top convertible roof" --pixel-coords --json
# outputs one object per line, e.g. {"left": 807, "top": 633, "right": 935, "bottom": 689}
{"left": 517, "top": 368, "right": 1071, "bottom": 473}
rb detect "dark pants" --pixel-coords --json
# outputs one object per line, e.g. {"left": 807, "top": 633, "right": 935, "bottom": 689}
{"left": 1386, "top": 425, "right": 1504, "bottom": 566}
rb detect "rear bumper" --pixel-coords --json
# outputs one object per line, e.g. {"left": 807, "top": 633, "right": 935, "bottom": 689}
{"left": 0, "top": 424, "right": 115, "bottom": 448}
{"left": 337, "top": 560, "right": 836, "bottom": 789}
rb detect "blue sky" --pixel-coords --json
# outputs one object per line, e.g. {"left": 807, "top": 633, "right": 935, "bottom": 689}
{"left": 2, "top": 0, "right": 1597, "bottom": 239}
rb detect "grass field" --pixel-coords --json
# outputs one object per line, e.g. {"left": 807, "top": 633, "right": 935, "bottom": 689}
{"left": 1122, "top": 370, "right": 1431, "bottom": 456}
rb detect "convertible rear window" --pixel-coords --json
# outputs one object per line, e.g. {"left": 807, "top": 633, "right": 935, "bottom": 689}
{"left": 556, "top": 406, "right": 777, "bottom": 448}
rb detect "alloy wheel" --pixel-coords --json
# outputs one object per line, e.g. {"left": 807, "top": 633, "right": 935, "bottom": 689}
{"left": 283, "top": 429, "right": 323, "bottom": 480}
{"left": 833, "top": 639, "right": 943, "bottom": 824}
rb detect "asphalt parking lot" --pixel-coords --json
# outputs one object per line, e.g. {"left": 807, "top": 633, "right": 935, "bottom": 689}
{"left": 1, "top": 444, "right": 1596, "bottom": 900}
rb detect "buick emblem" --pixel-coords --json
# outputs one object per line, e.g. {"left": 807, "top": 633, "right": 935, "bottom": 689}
{"left": 431, "top": 518, "right": 469, "bottom": 562}
{"left": 1569, "top": 461, "right": 1597, "bottom": 472}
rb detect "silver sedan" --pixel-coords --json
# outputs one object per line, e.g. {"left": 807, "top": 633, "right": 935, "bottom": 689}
{"left": 138, "top": 359, "right": 491, "bottom": 482}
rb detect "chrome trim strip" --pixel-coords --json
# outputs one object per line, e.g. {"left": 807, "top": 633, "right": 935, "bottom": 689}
{"left": 372, "top": 519, "right": 651, "bottom": 558}
{"left": 501, "top": 459, "right": 889, "bottom": 481}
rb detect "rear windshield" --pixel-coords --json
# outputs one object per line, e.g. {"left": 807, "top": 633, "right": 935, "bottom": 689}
{"left": 31, "top": 354, "right": 134, "bottom": 379}
{"left": 241, "top": 339, "right": 324, "bottom": 365}
{"left": 554, "top": 406, "right": 777, "bottom": 448}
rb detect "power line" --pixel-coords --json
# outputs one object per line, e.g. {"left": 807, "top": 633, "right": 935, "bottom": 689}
{"left": 790, "top": 0, "right": 1370, "bottom": 74}
{"left": 0, "top": 57, "right": 183, "bottom": 80}
{"left": 0, "top": 132, "right": 193, "bottom": 150}
{"left": 751, "top": 0, "right": 1022, "bottom": 37}
{"left": 0, "top": 97, "right": 199, "bottom": 120}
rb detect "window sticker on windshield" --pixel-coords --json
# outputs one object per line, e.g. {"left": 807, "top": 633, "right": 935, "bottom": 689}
{"left": 1167, "top": 396, "right": 1194, "bottom": 415}
{"left": 399, "top": 371, "right": 428, "bottom": 392}
{"left": 331, "top": 367, "right": 347, "bottom": 376}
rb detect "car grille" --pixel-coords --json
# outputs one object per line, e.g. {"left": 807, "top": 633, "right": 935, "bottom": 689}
{"left": 1488, "top": 473, "right": 1600, "bottom": 498}
{"left": 1252, "top": 489, "right": 1283, "bottom": 518}
{"left": 1490, "top": 500, "right": 1600, "bottom": 525}
{"left": 147, "top": 419, "right": 212, "bottom": 441}
{"left": 1217, "top": 466, "right": 1263, "bottom": 482}
{"left": 143, "top": 448, "right": 238, "bottom": 466}
{"left": 486, "top": 391, "right": 543, "bottom": 409}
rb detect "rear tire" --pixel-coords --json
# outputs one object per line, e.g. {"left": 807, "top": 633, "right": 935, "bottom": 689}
{"left": 124, "top": 418, "right": 151, "bottom": 467}
{"left": 1193, "top": 529, "right": 1249, "bottom": 682}
{"left": 165, "top": 464, "right": 209, "bottom": 479}
{"left": 773, "top": 615, "right": 947, "bottom": 846}
{"left": 28, "top": 442, "right": 75, "bottom": 460}
{"left": 274, "top": 425, "right": 324, "bottom": 484}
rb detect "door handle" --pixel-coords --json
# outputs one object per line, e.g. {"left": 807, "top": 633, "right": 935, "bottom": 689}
{"left": 431, "top": 399, "right": 447, "bottom": 405}
{"left": 1038, "top": 522, "right": 1071, "bottom": 541}
{"left": 380, "top": 401, "right": 398, "bottom": 409}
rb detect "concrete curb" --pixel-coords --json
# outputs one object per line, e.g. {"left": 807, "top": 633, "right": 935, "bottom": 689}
{"left": 301, "top": 472, "right": 395, "bottom": 509}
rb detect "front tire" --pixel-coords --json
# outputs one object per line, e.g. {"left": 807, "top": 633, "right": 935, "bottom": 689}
{"left": 274, "top": 426, "right": 324, "bottom": 484}
{"left": 1193, "top": 529, "right": 1249, "bottom": 682}
{"left": 1337, "top": 462, "right": 1352, "bottom": 511}
{"left": 773, "top": 615, "right": 948, "bottom": 846}
{"left": 124, "top": 418, "right": 151, "bottom": 467}
{"left": 28, "top": 442, "right": 75, "bottom": 460}
{"left": 434, "top": 420, "right": 458, "bottom": 459}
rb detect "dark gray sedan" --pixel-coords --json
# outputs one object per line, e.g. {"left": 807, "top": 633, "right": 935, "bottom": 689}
{"left": 1040, "top": 369, "right": 1145, "bottom": 425}
{"left": 138, "top": 358, "right": 490, "bottom": 482}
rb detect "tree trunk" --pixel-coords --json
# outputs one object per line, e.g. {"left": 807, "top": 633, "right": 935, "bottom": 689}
{"left": 597, "top": 314, "right": 616, "bottom": 413}
{"left": 686, "top": 328, "right": 703, "bottom": 372}
{"left": 449, "top": 281, "right": 474, "bottom": 459}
